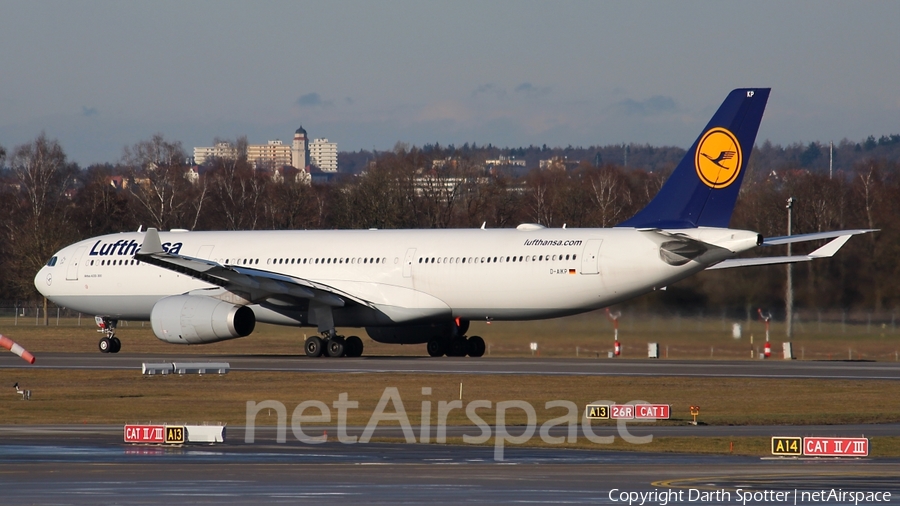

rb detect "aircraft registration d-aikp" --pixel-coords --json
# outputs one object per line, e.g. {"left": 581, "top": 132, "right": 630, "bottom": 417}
{"left": 35, "top": 89, "right": 873, "bottom": 357}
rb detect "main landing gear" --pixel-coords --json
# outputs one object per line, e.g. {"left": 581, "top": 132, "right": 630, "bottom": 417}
{"left": 95, "top": 316, "right": 122, "bottom": 354}
{"left": 427, "top": 335, "right": 485, "bottom": 358}
{"left": 305, "top": 333, "right": 364, "bottom": 358}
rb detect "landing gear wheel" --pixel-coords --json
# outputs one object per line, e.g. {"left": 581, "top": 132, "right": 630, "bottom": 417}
{"left": 427, "top": 340, "right": 445, "bottom": 357}
{"left": 345, "top": 336, "right": 364, "bottom": 357}
{"left": 466, "top": 335, "right": 485, "bottom": 357}
{"left": 109, "top": 337, "right": 122, "bottom": 354}
{"left": 99, "top": 337, "right": 112, "bottom": 353}
{"left": 448, "top": 338, "right": 467, "bottom": 357}
{"left": 327, "top": 337, "right": 345, "bottom": 357}
{"left": 305, "top": 336, "right": 324, "bottom": 357}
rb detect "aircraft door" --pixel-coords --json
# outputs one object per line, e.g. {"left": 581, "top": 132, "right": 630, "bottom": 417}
{"left": 580, "top": 239, "right": 603, "bottom": 275}
{"left": 403, "top": 248, "right": 416, "bottom": 278}
{"left": 66, "top": 247, "right": 87, "bottom": 281}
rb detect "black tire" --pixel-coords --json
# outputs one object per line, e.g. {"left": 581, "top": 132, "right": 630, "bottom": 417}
{"left": 110, "top": 337, "right": 122, "bottom": 354}
{"left": 99, "top": 337, "right": 111, "bottom": 353}
{"left": 426, "top": 340, "right": 445, "bottom": 357}
{"left": 345, "top": 336, "right": 364, "bottom": 357}
{"left": 467, "top": 335, "right": 485, "bottom": 357}
{"left": 327, "top": 338, "right": 345, "bottom": 358}
{"left": 305, "top": 336, "right": 324, "bottom": 357}
{"left": 448, "top": 338, "right": 467, "bottom": 357}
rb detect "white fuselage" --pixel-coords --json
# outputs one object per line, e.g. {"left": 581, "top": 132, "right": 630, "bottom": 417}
{"left": 35, "top": 226, "right": 759, "bottom": 327}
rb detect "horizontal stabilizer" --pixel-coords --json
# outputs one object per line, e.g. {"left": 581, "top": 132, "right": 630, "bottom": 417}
{"left": 707, "top": 233, "right": 864, "bottom": 270}
{"left": 762, "top": 229, "right": 876, "bottom": 246}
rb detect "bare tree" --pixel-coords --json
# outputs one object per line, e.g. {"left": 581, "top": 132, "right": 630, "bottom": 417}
{"left": 205, "top": 136, "right": 269, "bottom": 230}
{"left": 4, "top": 133, "right": 78, "bottom": 297}
{"left": 123, "top": 134, "right": 204, "bottom": 230}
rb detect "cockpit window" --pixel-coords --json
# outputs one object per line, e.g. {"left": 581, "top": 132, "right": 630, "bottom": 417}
{"left": 46, "top": 256, "right": 58, "bottom": 267}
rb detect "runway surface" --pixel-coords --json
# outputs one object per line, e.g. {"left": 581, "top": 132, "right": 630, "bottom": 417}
{"left": 3, "top": 352, "right": 900, "bottom": 380}
{"left": 3, "top": 355, "right": 898, "bottom": 504}
{"left": 1, "top": 426, "right": 898, "bottom": 505}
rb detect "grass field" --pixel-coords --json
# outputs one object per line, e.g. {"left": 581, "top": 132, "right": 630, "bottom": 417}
{"left": 2, "top": 311, "right": 899, "bottom": 360}
{"left": 2, "top": 313, "right": 898, "bottom": 457}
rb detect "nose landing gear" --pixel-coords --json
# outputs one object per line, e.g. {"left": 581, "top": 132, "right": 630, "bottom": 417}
{"left": 95, "top": 316, "right": 121, "bottom": 354}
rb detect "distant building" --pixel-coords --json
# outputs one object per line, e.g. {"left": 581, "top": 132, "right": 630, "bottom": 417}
{"left": 183, "top": 167, "right": 200, "bottom": 184}
{"left": 193, "top": 142, "right": 237, "bottom": 166}
{"left": 539, "top": 156, "right": 579, "bottom": 171}
{"left": 247, "top": 140, "right": 292, "bottom": 170}
{"left": 193, "top": 140, "right": 292, "bottom": 170}
{"left": 292, "top": 127, "right": 309, "bottom": 170}
{"left": 193, "top": 126, "right": 333, "bottom": 173}
{"left": 309, "top": 138, "right": 338, "bottom": 172}
{"left": 485, "top": 155, "right": 526, "bottom": 168}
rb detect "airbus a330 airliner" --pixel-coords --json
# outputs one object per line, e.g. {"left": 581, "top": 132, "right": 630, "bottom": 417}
{"left": 34, "top": 89, "right": 873, "bottom": 358}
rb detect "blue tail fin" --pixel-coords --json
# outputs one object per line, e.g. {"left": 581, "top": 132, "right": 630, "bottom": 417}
{"left": 616, "top": 88, "right": 770, "bottom": 229}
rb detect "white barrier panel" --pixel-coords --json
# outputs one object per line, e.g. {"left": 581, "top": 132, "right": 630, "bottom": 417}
{"left": 185, "top": 425, "right": 226, "bottom": 443}
{"left": 172, "top": 362, "right": 230, "bottom": 375}
{"left": 142, "top": 363, "right": 175, "bottom": 375}
{"left": 783, "top": 342, "right": 795, "bottom": 360}
{"left": 647, "top": 343, "right": 659, "bottom": 358}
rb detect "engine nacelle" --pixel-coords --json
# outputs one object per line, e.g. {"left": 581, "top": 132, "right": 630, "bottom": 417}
{"left": 366, "top": 319, "right": 468, "bottom": 344}
{"left": 151, "top": 295, "right": 256, "bottom": 344}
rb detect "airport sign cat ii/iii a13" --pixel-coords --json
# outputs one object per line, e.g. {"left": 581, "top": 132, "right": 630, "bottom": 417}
{"left": 35, "top": 89, "right": 873, "bottom": 358}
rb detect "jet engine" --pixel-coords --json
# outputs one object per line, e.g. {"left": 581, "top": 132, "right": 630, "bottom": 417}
{"left": 150, "top": 295, "right": 256, "bottom": 344}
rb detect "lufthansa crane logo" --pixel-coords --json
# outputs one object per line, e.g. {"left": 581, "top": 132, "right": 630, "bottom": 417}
{"left": 695, "top": 127, "right": 742, "bottom": 189}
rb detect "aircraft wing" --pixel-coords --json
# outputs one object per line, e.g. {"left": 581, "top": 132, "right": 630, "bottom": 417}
{"left": 706, "top": 230, "right": 872, "bottom": 270}
{"left": 135, "top": 228, "right": 365, "bottom": 308}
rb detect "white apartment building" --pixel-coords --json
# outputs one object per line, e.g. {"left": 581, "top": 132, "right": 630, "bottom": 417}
{"left": 194, "top": 140, "right": 292, "bottom": 170}
{"left": 309, "top": 138, "right": 338, "bottom": 172}
{"left": 194, "top": 127, "right": 335, "bottom": 172}
{"left": 247, "top": 140, "right": 292, "bottom": 170}
{"left": 193, "top": 142, "right": 237, "bottom": 166}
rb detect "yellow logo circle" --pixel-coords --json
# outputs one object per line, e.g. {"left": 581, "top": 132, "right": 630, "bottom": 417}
{"left": 695, "top": 127, "right": 742, "bottom": 189}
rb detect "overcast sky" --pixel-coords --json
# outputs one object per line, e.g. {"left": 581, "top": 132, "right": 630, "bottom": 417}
{"left": 1, "top": 1, "right": 898, "bottom": 166}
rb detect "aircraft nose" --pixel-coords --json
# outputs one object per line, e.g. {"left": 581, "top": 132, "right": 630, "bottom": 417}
{"left": 34, "top": 266, "right": 50, "bottom": 296}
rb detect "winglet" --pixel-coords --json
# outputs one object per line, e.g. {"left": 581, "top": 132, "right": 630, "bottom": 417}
{"left": 808, "top": 235, "right": 853, "bottom": 258}
{"left": 138, "top": 228, "right": 164, "bottom": 255}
